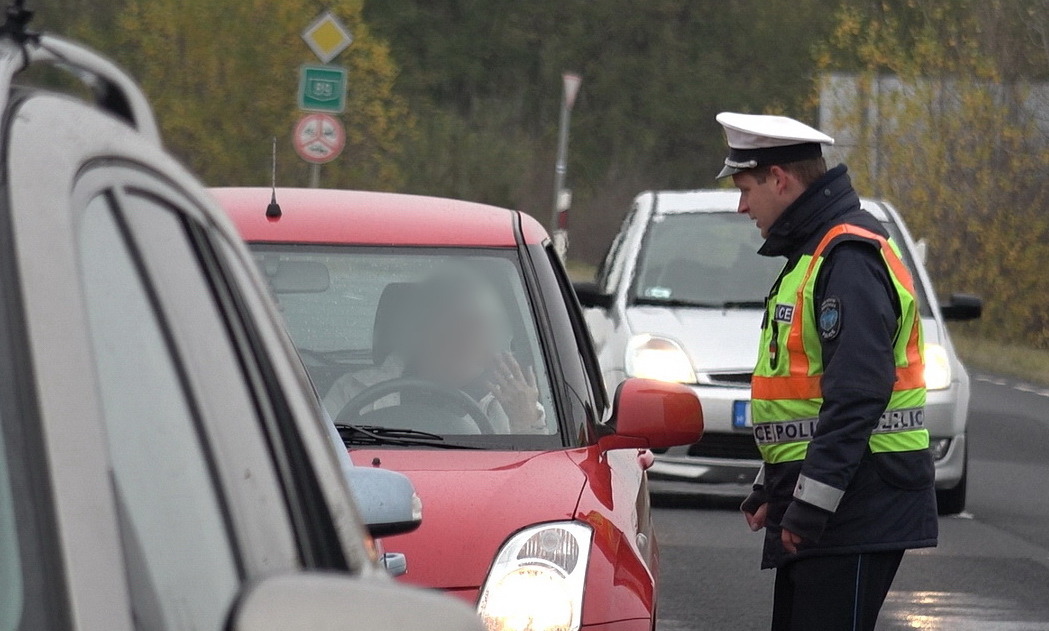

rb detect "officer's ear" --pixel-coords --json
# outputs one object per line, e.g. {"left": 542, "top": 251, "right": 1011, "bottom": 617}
{"left": 768, "top": 165, "right": 800, "bottom": 197}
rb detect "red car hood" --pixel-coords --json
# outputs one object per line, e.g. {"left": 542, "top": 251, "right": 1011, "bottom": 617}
{"left": 349, "top": 448, "right": 587, "bottom": 595}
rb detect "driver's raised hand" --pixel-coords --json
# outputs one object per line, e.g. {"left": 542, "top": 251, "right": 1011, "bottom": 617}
{"left": 488, "top": 352, "right": 542, "bottom": 432}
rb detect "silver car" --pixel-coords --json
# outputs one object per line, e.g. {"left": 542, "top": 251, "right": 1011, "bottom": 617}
{"left": 577, "top": 190, "right": 981, "bottom": 514}
{"left": 0, "top": 21, "right": 482, "bottom": 631}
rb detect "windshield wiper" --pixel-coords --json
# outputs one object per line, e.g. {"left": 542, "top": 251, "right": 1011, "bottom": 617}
{"left": 633, "top": 297, "right": 723, "bottom": 308}
{"left": 633, "top": 296, "right": 765, "bottom": 310}
{"left": 335, "top": 424, "right": 484, "bottom": 450}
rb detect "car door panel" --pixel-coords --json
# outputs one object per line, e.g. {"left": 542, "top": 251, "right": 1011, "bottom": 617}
{"left": 534, "top": 241, "right": 659, "bottom": 625}
{"left": 6, "top": 95, "right": 143, "bottom": 631}
{"left": 567, "top": 446, "right": 658, "bottom": 625}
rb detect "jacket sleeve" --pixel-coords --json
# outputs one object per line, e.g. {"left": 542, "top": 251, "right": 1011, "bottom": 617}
{"left": 740, "top": 464, "right": 767, "bottom": 515}
{"left": 780, "top": 241, "right": 900, "bottom": 541}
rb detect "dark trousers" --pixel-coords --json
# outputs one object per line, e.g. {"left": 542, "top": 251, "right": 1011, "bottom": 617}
{"left": 771, "top": 550, "right": 904, "bottom": 631}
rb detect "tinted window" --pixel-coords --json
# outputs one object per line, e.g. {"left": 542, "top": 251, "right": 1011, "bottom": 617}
{"left": 116, "top": 190, "right": 307, "bottom": 572}
{"left": 633, "top": 212, "right": 780, "bottom": 308}
{"left": 252, "top": 245, "right": 559, "bottom": 448}
{"left": 77, "top": 194, "right": 239, "bottom": 630}
{"left": 545, "top": 245, "right": 608, "bottom": 413}
{"left": 0, "top": 408, "right": 20, "bottom": 630}
{"left": 0, "top": 397, "right": 64, "bottom": 631}
{"left": 526, "top": 244, "right": 598, "bottom": 442}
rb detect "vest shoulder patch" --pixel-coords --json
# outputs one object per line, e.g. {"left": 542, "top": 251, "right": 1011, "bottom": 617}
{"left": 818, "top": 297, "right": 842, "bottom": 340}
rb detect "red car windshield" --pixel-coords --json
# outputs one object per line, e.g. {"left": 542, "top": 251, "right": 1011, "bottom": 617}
{"left": 251, "top": 244, "right": 560, "bottom": 449}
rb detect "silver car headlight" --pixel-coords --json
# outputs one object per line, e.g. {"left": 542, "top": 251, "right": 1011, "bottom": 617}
{"left": 624, "top": 334, "right": 697, "bottom": 384}
{"left": 477, "top": 522, "right": 593, "bottom": 631}
{"left": 924, "top": 343, "right": 952, "bottom": 390}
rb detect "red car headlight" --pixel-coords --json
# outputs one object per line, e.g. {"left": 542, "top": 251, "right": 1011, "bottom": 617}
{"left": 477, "top": 522, "right": 593, "bottom": 631}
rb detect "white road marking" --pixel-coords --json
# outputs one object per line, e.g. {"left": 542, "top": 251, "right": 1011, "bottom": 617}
{"left": 974, "top": 375, "right": 1049, "bottom": 397}
{"left": 1013, "top": 383, "right": 1049, "bottom": 398}
{"left": 975, "top": 375, "right": 1009, "bottom": 386}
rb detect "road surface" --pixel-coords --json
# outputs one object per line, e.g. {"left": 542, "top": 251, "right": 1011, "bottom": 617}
{"left": 654, "top": 375, "right": 1049, "bottom": 630}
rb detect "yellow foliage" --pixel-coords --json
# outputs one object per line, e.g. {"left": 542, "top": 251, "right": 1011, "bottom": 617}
{"left": 818, "top": 0, "right": 1049, "bottom": 348}
{"left": 77, "top": 0, "right": 410, "bottom": 190}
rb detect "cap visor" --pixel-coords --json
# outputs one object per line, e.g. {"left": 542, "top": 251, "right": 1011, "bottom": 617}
{"left": 716, "top": 164, "right": 742, "bottom": 179}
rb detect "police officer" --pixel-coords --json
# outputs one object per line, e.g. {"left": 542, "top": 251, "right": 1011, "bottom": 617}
{"left": 716, "top": 112, "right": 937, "bottom": 630}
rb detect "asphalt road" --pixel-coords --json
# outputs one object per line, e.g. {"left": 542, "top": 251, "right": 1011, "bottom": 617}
{"left": 653, "top": 376, "right": 1049, "bottom": 630}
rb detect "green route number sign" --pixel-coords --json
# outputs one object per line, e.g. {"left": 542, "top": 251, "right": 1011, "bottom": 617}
{"left": 298, "top": 65, "right": 346, "bottom": 113}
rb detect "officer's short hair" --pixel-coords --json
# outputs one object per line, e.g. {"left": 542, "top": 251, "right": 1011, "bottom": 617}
{"left": 749, "top": 157, "right": 828, "bottom": 188}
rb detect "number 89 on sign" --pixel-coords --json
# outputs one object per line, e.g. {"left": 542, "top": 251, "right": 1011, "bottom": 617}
{"left": 298, "top": 65, "right": 347, "bottom": 114}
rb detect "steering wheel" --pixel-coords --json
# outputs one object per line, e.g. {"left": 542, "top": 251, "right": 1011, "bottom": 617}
{"left": 335, "top": 377, "right": 495, "bottom": 434}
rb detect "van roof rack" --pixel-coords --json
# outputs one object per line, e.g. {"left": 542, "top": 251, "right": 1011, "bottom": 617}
{"left": 0, "top": 1, "right": 160, "bottom": 142}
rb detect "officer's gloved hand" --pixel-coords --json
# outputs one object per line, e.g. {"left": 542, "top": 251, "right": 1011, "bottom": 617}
{"left": 781, "top": 499, "right": 831, "bottom": 545}
{"left": 743, "top": 502, "right": 767, "bottom": 532}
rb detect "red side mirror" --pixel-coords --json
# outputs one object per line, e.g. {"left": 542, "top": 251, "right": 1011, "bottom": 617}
{"left": 600, "top": 378, "right": 703, "bottom": 451}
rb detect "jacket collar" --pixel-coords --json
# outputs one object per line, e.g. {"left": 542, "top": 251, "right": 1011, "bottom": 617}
{"left": 757, "top": 164, "right": 859, "bottom": 258}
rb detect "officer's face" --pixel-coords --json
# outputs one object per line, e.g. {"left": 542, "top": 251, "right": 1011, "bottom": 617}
{"left": 733, "top": 171, "right": 790, "bottom": 239}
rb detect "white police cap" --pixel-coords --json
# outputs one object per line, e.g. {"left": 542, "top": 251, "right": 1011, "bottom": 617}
{"left": 715, "top": 112, "right": 834, "bottom": 179}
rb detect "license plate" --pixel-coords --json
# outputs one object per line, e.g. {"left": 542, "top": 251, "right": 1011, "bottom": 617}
{"left": 732, "top": 400, "right": 752, "bottom": 429}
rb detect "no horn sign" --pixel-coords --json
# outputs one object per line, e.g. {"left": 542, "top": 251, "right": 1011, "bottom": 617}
{"left": 293, "top": 113, "right": 345, "bottom": 164}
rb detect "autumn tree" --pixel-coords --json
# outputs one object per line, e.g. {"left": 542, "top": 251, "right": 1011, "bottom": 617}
{"left": 818, "top": 0, "right": 1049, "bottom": 348}
{"left": 364, "top": 0, "right": 839, "bottom": 262}
{"left": 76, "top": 0, "right": 410, "bottom": 190}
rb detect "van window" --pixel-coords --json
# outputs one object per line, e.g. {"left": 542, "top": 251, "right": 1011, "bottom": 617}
{"left": 0, "top": 409, "right": 21, "bottom": 631}
{"left": 77, "top": 193, "right": 240, "bottom": 630}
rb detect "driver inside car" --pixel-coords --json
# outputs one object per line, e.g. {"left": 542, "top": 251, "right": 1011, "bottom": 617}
{"left": 323, "top": 267, "right": 546, "bottom": 434}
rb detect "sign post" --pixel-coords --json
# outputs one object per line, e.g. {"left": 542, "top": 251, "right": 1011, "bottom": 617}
{"left": 550, "top": 72, "right": 582, "bottom": 260}
{"left": 295, "top": 10, "right": 353, "bottom": 186}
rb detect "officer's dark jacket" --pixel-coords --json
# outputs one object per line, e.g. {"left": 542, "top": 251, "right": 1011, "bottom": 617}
{"left": 741, "top": 164, "right": 938, "bottom": 569}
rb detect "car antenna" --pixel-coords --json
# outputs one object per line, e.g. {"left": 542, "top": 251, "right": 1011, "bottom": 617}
{"left": 266, "top": 136, "right": 282, "bottom": 218}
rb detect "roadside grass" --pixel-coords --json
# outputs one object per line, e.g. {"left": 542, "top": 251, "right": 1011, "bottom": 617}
{"left": 948, "top": 332, "right": 1049, "bottom": 387}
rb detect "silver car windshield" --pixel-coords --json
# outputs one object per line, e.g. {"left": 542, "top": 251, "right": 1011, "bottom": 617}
{"left": 631, "top": 211, "right": 933, "bottom": 318}
{"left": 251, "top": 245, "right": 560, "bottom": 449}
{"left": 632, "top": 211, "right": 781, "bottom": 309}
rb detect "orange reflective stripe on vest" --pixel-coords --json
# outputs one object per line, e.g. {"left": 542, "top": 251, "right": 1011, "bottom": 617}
{"left": 752, "top": 224, "right": 921, "bottom": 402}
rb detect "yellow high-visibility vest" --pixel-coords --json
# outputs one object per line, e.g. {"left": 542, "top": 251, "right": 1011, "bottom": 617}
{"left": 751, "top": 224, "right": 928, "bottom": 464}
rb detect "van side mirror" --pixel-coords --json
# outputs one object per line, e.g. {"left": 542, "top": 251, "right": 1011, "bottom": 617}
{"left": 345, "top": 467, "right": 422, "bottom": 538}
{"left": 573, "top": 281, "right": 614, "bottom": 310}
{"left": 940, "top": 293, "right": 982, "bottom": 321}
{"left": 600, "top": 378, "right": 703, "bottom": 451}
{"left": 231, "top": 573, "right": 486, "bottom": 631}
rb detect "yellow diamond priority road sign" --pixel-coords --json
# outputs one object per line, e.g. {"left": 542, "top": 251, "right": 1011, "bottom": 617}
{"left": 302, "top": 11, "right": 353, "bottom": 64}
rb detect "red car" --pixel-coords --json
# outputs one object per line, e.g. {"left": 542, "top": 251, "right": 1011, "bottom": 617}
{"left": 214, "top": 187, "right": 703, "bottom": 631}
